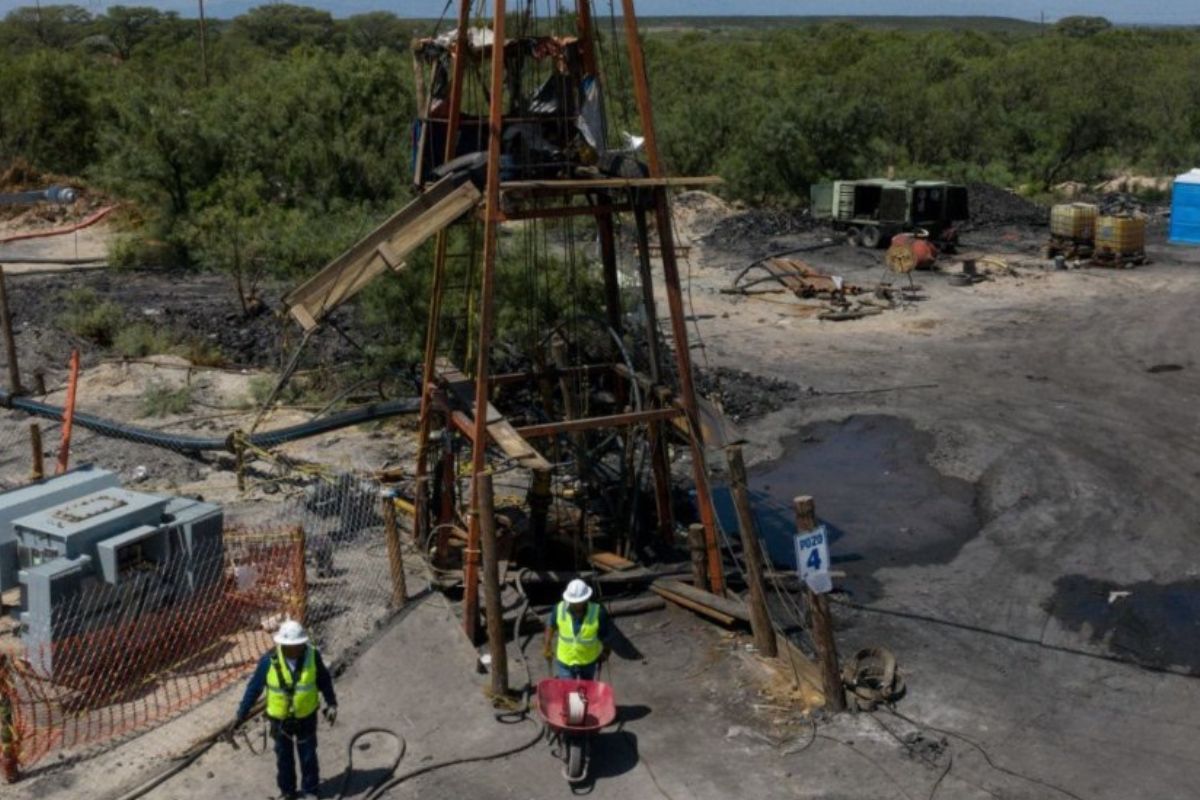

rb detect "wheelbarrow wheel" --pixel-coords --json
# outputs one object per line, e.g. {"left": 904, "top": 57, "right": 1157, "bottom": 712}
{"left": 567, "top": 739, "right": 585, "bottom": 781}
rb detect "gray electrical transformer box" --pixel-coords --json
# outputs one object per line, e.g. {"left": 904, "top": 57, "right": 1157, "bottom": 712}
{"left": 0, "top": 472, "right": 225, "bottom": 680}
{"left": 0, "top": 466, "right": 119, "bottom": 591}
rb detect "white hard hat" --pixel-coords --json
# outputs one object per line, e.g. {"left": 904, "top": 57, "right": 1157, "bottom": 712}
{"left": 273, "top": 618, "right": 309, "bottom": 646}
{"left": 562, "top": 579, "right": 593, "bottom": 604}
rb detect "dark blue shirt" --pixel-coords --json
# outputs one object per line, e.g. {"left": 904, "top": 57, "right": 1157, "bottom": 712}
{"left": 546, "top": 603, "right": 613, "bottom": 642}
{"left": 237, "top": 646, "right": 337, "bottom": 722}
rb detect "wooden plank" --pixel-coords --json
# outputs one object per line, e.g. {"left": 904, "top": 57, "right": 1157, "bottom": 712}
{"left": 500, "top": 176, "right": 722, "bottom": 194}
{"left": 589, "top": 551, "right": 637, "bottom": 572}
{"left": 286, "top": 176, "right": 481, "bottom": 329}
{"left": 650, "top": 585, "right": 737, "bottom": 626}
{"left": 436, "top": 358, "right": 551, "bottom": 471}
{"left": 653, "top": 579, "right": 750, "bottom": 622}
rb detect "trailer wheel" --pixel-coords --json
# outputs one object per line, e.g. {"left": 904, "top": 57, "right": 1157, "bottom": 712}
{"left": 862, "top": 225, "right": 884, "bottom": 249}
{"left": 845, "top": 227, "right": 862, "bottom": 247}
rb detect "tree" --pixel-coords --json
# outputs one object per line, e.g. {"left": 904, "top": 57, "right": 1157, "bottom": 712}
{"left": 230, "top": 4, "right": 337, "bottom": 55}
{"left": 342, "top": 12, "right": 414, "bottom": 53}
{"left": 0, "top": 50, "right": 96, "bottom": 174}
{"left": 1, "top": 4, "right": 93, "bottom": 50}
{"left": 95, "top": 6, "right": 171, "bottom": 61}
{"left": 1054, "top": 16, "right": 1113, "bottom": 38}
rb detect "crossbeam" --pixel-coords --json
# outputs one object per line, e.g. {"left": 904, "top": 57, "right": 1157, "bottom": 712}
{"left": 436, "top": 358, "right": 551, "bottom": 471}
{"left": 499, "top": 176, "right": 722, "bottom": 196}
{"left": 515, "top": 407, "right": 681, "bottom": 440}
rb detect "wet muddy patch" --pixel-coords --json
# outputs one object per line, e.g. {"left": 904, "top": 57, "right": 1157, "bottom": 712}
{"left": 1047, "top": 575, "right": 1200, "bottom": 674}
{"left": 717, "top": 415, "right": 980, "bottom": 602}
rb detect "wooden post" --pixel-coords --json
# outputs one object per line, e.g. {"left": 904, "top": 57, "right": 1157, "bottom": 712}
{"left": 292, "top": 526, "right": 308, "bottom": 625}
{"left": 621, "top": 5, "right": 723, "bottom": 593}
{"left": 792, "top": 496, "right": 845, "bottom": 712}
{"left": 687, "top": 523, "right": 708, "bottom": 589}
{"left": 727, "top": 446, "right": 777, "bottom": 657}
{"left": 381, "top": 488, "right": 408, "bottom": 608}
{"left": 0, "top": 266, "right": 22, "bottom": 396}
{"left": 476, "top": 472, "right": 509, "bottom": 696}
{"left": 412, "top": 0, "right": 473, "bottom": 558}
{"left": 463, "top": 0, "right": 507, "bottom": 641}
{"left": 29, "top": 424, "right": 43, "bottom": 483}
{"left": 55, "top": 350, "right": 79, "bottom": 476}
{"left": 632, "top": 210, "right": 675, "bottom": 544}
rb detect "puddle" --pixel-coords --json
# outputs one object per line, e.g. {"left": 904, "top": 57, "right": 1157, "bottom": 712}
{"left": 715, "top": 415, "right": 979, "bottom": 602}
{"left": 1047, "top": 575, "right": 1200, "bottom": 673}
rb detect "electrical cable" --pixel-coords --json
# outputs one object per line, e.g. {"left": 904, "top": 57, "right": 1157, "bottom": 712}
{"left": 882, "top": 708, "right": 1087, "bottom": 800}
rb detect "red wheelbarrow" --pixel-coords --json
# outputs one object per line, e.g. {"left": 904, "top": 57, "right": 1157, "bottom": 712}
{"left": 536, "top": 677, "right": 617, "bottom": 783}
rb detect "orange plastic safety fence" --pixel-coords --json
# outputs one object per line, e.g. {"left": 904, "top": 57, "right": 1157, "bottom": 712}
{"left": 1, "top": 526, "right": 304, "bottom": 776}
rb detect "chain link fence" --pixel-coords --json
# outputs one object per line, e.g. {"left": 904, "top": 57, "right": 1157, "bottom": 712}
{"left": 0, "top": 374, "right": 417, "bottom": 780}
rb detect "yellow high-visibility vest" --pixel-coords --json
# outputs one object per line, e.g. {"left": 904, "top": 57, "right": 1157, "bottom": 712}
{"left": 265, "top": 646, "right": 320, "bottom": 720}
{"left": 555, "top": 601, "right": 602, "bottom": 667}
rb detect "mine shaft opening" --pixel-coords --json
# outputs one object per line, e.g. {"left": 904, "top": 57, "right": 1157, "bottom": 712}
{"left": 423, "top": 333, "right": 704, "bottom": 593}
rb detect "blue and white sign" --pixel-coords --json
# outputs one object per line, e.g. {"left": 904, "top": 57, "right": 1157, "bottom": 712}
{"left": 794, "top": 524, "right": 832, "bottom": 594}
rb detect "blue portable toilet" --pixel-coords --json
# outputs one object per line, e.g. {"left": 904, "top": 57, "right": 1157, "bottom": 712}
{"left": 1168, "top": 169, "right": 1200, "bottom": 245}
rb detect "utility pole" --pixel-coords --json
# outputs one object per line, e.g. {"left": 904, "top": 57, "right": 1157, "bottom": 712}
{"left": 726, "top": 446, "right": 777, "bottom": 657}
{"left": 793, "top": 495, "right": 845, "bottom": 712}
{"left": 197, "top": 0, "right": 210, "bottom": 87}
{"left": 476, "top": 472, "right": 509, "bottom": 697}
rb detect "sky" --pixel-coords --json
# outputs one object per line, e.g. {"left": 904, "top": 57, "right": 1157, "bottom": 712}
{"left": 0, "top": 0, "right": 1196, "bottom": 26}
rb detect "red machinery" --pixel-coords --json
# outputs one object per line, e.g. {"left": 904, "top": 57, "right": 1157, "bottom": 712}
{"left": 536, "top": 677, "right": 618, "bottom": 784}
{"left": 886, "top": 232, "right": 940, "bottom": 273}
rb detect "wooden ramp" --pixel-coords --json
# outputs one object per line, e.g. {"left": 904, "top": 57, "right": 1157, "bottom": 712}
{"left": 285, "top": 176, "right": 481, "bottom": 330}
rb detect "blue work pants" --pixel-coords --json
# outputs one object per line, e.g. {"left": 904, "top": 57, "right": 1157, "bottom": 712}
{"left": 272, "top": 715, "right": 320, "bottom": 797}
{"left": 554, "top": 660, "right": 598, "bottom": 680}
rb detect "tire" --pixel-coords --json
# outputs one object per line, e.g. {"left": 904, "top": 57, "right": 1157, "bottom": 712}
{"left": 567, "top": 739, "right": 585, "bottom": 781}
{"left": 845, "top": 227, "right": 862, "bottom": 247}
{"left": 861, "top": 225, "right": 883, "bottom": 249}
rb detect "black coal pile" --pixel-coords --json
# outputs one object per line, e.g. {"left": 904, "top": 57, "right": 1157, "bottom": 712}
{"left": 697, "top": 366, "right": 806, "bottom": 422}
{"left": 965, "top": 182, "right": 1047, "bottom": 228}
{"left": 702, "top": 208, "right": 816, "bottom": 248}
{"left": 1098, "top": 192, "right": 1145, "bottom": 216}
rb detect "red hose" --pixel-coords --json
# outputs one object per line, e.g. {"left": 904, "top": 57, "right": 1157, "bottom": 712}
{"left": 0, "top": 205, "right": 116, "bottom": 245}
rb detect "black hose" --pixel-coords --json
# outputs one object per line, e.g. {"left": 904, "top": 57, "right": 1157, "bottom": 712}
{"left": 333, "top": 728, "right": 406, "bottom": 800}
{"left": 0, "top": 391, "right": 420, "bottom": 454}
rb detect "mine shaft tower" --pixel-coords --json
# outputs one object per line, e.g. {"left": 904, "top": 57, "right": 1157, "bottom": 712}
{"left": 405, "top": 0, "right": 727, "bottom": 640}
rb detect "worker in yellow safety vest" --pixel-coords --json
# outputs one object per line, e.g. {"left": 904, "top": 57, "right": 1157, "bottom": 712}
{"left": 235, "top": 619, "right": 338, "bottom": 800}
{"left": 543, "top": 579, "right": 613, "bottom": 680}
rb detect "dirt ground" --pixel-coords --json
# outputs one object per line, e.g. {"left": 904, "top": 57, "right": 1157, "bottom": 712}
{"left": 5, "top": 188, "right": 1200, "bottom": 799}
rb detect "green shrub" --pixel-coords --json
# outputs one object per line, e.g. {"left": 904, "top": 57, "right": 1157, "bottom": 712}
{"left": 140, "top": 381, "right": 193, "bottom": 417}
{"left": 58, "top": 287, "right": 125, "bottom": 346}
{"left": 113, "top": 322, "right": 173, "bottom": 358}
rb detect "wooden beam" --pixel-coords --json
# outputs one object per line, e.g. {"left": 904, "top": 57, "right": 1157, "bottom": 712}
{"left": 514, "top": 402, "right": 680, "bottom": 441}
{"left": 494, "top": 203, "right": 632, "bottom": 222}
{"left": 499, "top": 176, "right": 722, "bottom": 194}
{"left": 612, "top": 363, "right": 739, "bottom": 448}
{"left": 437, "top": 359, "right": 552, "bottom": 471}
{"left": 285, "top": 176, "right": 481, "bottom": 330}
